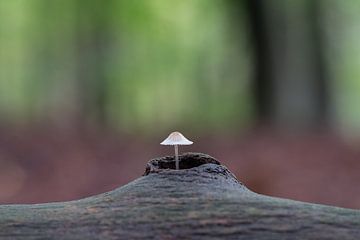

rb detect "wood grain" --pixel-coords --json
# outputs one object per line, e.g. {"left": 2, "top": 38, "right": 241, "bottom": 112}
{"left": 0, "top": 153, "right": 359, "bottom": 239}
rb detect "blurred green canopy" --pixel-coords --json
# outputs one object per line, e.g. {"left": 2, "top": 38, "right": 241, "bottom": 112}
{"left": 1, "top": 0, "right": 360, "bottom": 134}
{"left": 0, "top": 0, "right": 250, "bottom": 133}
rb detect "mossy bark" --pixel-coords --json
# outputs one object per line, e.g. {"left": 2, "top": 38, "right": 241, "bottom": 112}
{"left": 0, "top": 153, "right": 359, "bottom": 239}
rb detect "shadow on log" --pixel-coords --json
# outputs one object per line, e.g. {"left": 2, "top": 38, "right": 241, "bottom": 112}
{"left": 0, "top": 153, "right": 359, "bottom": 239}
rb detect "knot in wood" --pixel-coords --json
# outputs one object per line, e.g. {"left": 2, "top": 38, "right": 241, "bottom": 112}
{"left": 144, "top": 152, "right": 220, "bottom": 175}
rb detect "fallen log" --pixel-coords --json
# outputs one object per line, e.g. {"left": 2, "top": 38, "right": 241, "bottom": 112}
{"left": 0, "top": 153, "right": 359, "bottom": 239}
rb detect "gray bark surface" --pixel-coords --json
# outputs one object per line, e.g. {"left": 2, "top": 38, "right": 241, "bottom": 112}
{"left": 0, "top": 153, "right": 359, "bottom": 239}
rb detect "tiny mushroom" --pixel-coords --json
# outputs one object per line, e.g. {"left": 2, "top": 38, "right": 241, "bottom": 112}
{"left": 160, "top": 131, "right": 193, "bottom": 170}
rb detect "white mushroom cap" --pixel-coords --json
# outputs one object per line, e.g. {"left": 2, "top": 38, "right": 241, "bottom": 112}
{"left": 160, "top": 131, "right": 193, "bottom": 145}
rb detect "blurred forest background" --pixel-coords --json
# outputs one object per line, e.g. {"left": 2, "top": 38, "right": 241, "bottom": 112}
{"left": 0, "top": 0, "right": 360, "bottom": 208}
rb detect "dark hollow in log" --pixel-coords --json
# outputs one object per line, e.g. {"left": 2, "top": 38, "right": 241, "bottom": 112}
{"left": 144, "top": 152, "right": 221, "bottom": 174}
{"left": 0, "top": 152, "right": 359, "bottom": 239}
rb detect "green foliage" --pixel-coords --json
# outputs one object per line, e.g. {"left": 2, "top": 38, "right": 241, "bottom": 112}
{"left": 0, "top": 0, "right": 251, "bottom": 132}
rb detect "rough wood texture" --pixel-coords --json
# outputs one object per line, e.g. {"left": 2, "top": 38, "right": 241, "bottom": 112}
{"left": 0, "top": 153, "right": 359, "bottom": 239}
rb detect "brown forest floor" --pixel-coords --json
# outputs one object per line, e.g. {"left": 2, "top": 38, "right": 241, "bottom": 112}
{"left": 0, "top": 124, "right": 359, "bottom": 209}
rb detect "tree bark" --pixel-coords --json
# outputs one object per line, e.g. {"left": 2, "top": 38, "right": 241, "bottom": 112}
{"left": 0, "top": 153, "right": 359, "bottom": 239}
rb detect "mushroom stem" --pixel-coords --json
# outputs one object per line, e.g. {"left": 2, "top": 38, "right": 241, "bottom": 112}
{"left": 175, "top": 144, "right": 179, "bottom": 170}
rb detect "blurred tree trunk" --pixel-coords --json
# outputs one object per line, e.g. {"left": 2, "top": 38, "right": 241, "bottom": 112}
{"left": 243, "top": 0, "right": 331, "bottom": 128}
{"left": 74, "top": 1, "right": 114, "bottom": 127}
